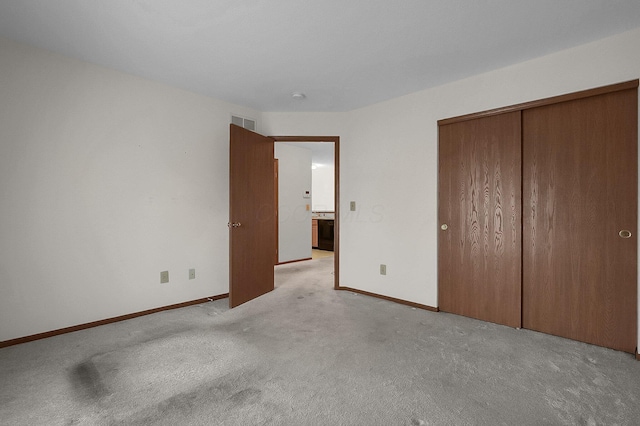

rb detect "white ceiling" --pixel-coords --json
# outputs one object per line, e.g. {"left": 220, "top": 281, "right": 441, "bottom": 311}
{"left": 1, "top": 1, "right": 639, "bottom": 112}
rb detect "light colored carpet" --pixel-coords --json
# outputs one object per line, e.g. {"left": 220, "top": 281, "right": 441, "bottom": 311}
{"left": 1, "top": 257, "right": 639, "bottom": 425}
{"left": 311, "top": 249, "right": 333, "bottom": 260}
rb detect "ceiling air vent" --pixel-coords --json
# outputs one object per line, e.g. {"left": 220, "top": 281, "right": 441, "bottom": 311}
{"left": 231, "top": 115, "right": 256, "bottom": 131}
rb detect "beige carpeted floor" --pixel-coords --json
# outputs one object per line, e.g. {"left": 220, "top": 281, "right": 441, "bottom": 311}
{"left": 1, "top": 257, "right": 639, "bottom": 425}
{"left": 311, "top": 249, "right": 333, "bottom": 260}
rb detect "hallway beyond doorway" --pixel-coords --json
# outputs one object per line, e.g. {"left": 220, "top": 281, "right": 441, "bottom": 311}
{"left": 311, "top": 249, "right": 333, "bottom": 260}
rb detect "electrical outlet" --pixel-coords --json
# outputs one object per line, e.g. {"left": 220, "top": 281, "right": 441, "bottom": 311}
{"left": 160, "top": 271, "right": 169, "bottom": 283}
{"left": 189, "top": 268, "right": 196, "bottom": 280}
{"left": 380, "top": 264, "right": 386, "bottom": 275}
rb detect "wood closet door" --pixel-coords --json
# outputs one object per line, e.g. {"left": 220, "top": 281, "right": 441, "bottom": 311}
{"left": 522, "top": 89, "right": 637, "bottom": 353}
{"left": 438, "top": 112, "right": 522, "bottom": 328}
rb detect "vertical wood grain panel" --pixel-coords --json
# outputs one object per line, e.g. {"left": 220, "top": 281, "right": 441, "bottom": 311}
{"left": 274, "top": 158, "right": 279, "bottom": 264}
{"left": 229, "top": 124, "right": 275, "bottom": 308}
{"left": 438, "top": 112, "right": 522, "bottom": 328}
{"left": 522, "top": 89, "right": 637, "bottom": 353}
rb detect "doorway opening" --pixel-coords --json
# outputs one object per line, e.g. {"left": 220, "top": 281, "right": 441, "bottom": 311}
{"left": 271, "top": 136, "right": 340, "bottom": 290}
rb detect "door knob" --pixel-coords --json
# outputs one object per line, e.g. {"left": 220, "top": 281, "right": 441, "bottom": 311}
{"left": 441, "top": 224, "right": 448, "bottom": 230}
{"left": 619, "top": 229, "right": 632, "bottom": 238}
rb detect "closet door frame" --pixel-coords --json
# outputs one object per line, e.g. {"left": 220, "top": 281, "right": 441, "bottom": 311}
{"left": 437, "top": 79, "right": 638, "bottom": 353}
{"left": 438, "top": 81, "right": 638, "bottom": 127}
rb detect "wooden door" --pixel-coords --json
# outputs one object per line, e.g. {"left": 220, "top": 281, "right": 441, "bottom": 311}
{"left": 229, "top": 124, "right": 275, "bottom": 308}
{"left": 438, "top": 111, "right": 522, "bottom": 328}
{"left": 274, "top": 158, "right": 279, "bottom": 265}
{"left": 522, "top": 88, "right": 637, "bottom": 353}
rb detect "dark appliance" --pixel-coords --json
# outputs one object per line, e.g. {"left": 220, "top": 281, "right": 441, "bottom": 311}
{"left": 317, "top": 219, "right": 334, "bottom": 251}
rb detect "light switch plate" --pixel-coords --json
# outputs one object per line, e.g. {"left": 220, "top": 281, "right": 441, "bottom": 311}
{"left": 350, "top": 201, "right": 356, "bottom": 211}
{"left": 160, "top": 271, "right": 169, "bottom": 283}
{"left": 189, "top": 268, "right": 195, "bottom": 280}
{"left": 380, "top": 264, "right": 386, "bottom": 275}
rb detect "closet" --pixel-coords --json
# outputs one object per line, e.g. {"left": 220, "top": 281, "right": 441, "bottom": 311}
{"left": 438, "top": 81, "right": 638, "bottom": 353}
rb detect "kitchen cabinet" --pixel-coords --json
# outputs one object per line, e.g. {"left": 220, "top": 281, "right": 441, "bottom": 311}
{"left": 312, "top": 219, "right": 318, "bottom": 248}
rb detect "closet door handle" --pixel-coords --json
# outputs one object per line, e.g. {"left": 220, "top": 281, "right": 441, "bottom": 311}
{"left": 441, "top": 224, "right": 448, "bottom": 231}
{"left": 619, "top": 229, "right": 632, "bottom": 239}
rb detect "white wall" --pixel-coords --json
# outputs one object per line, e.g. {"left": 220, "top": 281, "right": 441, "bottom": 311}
{"left": 263, "top": 27, "right": 640, "bottom": 350}
{"left": 312, "top": 164, "right": 334, "bottom": 212}
{"left": 275, "top": 143, "right": 312, "bottom": 263}
{"left": 0, "top": 37, "right": 260, "bottom": 342}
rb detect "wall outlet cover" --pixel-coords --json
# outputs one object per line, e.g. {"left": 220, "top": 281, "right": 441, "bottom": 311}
{"left": 160, "top": 271, "right": 169, "bottom": 283}
{"left": 380, "top": 264, "right": 387, "bottom": 275}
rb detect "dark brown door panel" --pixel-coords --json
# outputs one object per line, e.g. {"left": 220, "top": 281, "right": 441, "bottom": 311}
{"left": 229, "top": 124, "right": 275, "bottom": 308}
{"left": 438, "top": 111, "right": 522, "bottom": 328}
{"left": 522, "top": 89, "right": 637, "bottom": 353}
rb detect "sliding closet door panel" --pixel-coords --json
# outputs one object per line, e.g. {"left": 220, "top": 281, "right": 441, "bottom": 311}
{"left": 522, "top": 89, "right": 637, "bottom": 353}
{"left": 438, "top": 112, "right": 522, "bottom": 328}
